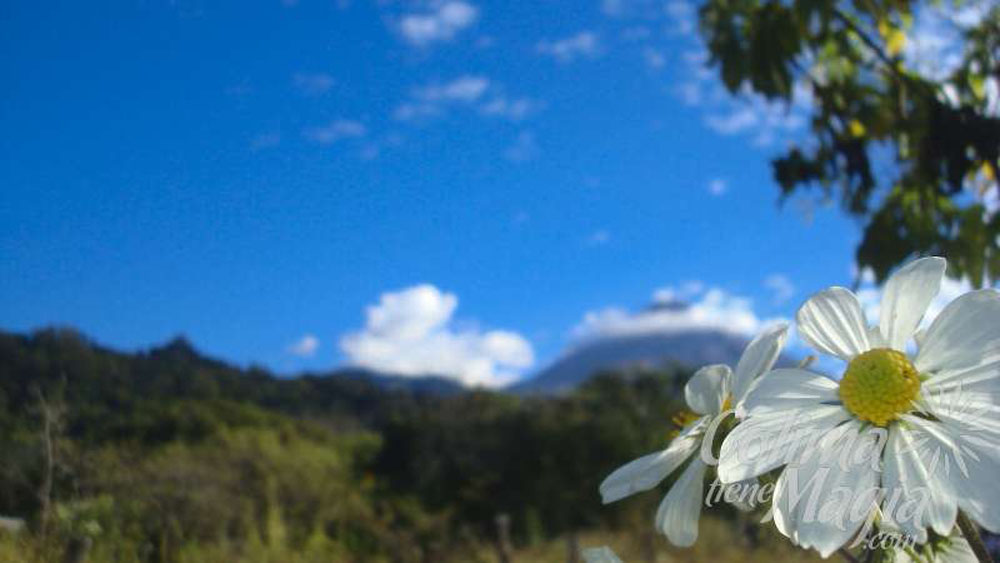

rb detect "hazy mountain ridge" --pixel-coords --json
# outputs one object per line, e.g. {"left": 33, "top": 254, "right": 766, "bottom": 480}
{"left": 511, "top": 329, "right": 752, "bottom": 394}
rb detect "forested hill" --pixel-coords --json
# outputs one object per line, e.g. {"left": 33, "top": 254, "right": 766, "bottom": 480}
{"left": 0, "top": 326, "right": 701, "bottom": 561}
{"left": 0, "top": 327, "right": 463, "bottom": 431}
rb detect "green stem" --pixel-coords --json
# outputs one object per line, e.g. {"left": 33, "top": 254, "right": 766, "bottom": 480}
{"left": 958, "top": 511, "right": 994, "bottom": 563}
{"left": 838, "top": 547, "right": 860, "bottom": 563}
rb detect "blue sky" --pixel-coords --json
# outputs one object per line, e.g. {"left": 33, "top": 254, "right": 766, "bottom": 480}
{"left": 1, "top": 0, "right": 874, "bottom": 383}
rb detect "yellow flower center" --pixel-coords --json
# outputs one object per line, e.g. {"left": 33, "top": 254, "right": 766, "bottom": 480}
{"left": 839, "top": 348, "right": 921, "bottom": 426}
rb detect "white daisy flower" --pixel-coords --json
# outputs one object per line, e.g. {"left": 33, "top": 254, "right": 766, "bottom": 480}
{"left": 582, "top": 546, "right": 624, "bottom": 563}
{"left": 718, "top": 257, "right": 1000, "bottom": 557}
{"left": 598, "top": 323, "right": 788, "bottom": 546}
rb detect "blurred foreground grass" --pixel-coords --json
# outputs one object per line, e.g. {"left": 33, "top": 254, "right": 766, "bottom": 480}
{"left": 0, "top": 515, "right": 826, "bottom": 562}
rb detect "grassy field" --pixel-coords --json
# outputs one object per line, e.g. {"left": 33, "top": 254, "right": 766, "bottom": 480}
{"left": 0, "top": 515, "right": 827, "bottom": 563}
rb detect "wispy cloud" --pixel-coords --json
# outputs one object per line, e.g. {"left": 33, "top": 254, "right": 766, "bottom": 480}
{"left": 303, "top": 119, "right": 366, "bottom": 144}
{"left": 396, "top": 76, "right": 539, "bottom": 123}
{"left": 340, "top": 284, "right": 534, "bottom": 387}
{"left": 707, "top": 178, "right": 727, "bottom": 196}
{"left": 287, "top": 334, "right": 320, "bottom": 358}
{"left": 665, "top": 5, "right": 811, "bottom": 147}
{"left": 642, "top": 47, "right": 666, "bottom": 70}
{"left": 763, "top": 274, "right": 796, "bottom": 305}
{"left": 586, "top": 229, "right": 611, "bottom": 246}
{"left": 537, "top": 31, "right": 601, "bottom": 63}
{"left": 398, "top": 1, "right": 479, "bottom": 46}
{"left": 293, "top": 72, "right": 335, "bottom": 96}
{"left": 504, "top": 131, "right": 540, "bottom": 162}
{"left": 395, "top": 75, "right": 489, "bottom": 121}
{"left": 416, "top": 75, "right": 490, "bottom": 102}
{"left": 571, "top": 284, "right": 780, "bottom": 343}
{"left": 664, "top": 1, "right": 696, "bottom": 35}
{"left": 479, "top": 97, "right": 539, "bottom": 121}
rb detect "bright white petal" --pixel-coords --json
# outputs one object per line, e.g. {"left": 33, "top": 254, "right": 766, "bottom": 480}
{"left": 685, "top": 364, "right": 731, "bottom": 415}
{"left": 796, "top": 287, "right": 871, "bottom": 361}
{"left": 882, "top": 424, "right": 957, "bottom": 540}
{"left": 738, "top": 368, "right": 840, "bottom": 418}
{"left": 921, "top": 378, "right": 1000, "bottom": 443}
{"left": 908, "top": 412, "right": 1000, "bottom": 533}
{"left": 582, "top": 546, "right": 623, "bottom": 563}
{"left": 655, "top": 457, "right": 707, "bottom": 547}
{"left": 880, "top": 257, "right": 947, "bottom": 351}
{"left": 868, "top": 325, "right": 887, "bottom": 348}
{"left": 771, "top": 420, "right": 880, "bottom": 558}
{"left": 916, "top": 290, "right": 1000, "bottom": 374}
{"left": 718, "top": 404, "right": 851, "bottom": 483}
{"left": 923, "top": 355, "right": 1000, "bottom": 398}
{"left": 600, "top": 422, "right": 704, "bottom": 504}
{"left": 732, "top": 323, "right": 789, "bottom": 404}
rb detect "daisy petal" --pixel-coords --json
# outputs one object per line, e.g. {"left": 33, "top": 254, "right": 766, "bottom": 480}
{"left": 882, "top": 424, "right": 957, "bottom": 540}
{"left": 582, "top": 546, "right": 623, "bottom": 563}
{"left": 771, "top": 420, "right": 880, "bottom": 558}
{"left": 739, "top": 368, "right": 840, "bottom": 417}
{"left": 655, "top": 457, "right": 707, "bottom": 547}
{"left": 879, "top": 257, "right": 947, "bottom": 351}
{"left": 731, "top": 323, "right": 789, "bottom": 404}
{"left": 867, "top": 326, "right": 886, "bottom": 349}
{"left": 916, "top": 289, "right": 1000, "bottom": 374}
{"left": 600, "top": 425, "right": 703, "bottom": 503}
{"left": 923, "top": 355, "right": 1000, "bottom": 396}
{"left": 718, "top": 404, "right": 851, "bottom": 483}
{"left": 797, "top": 287, "right": 871, "bottom": 361}
{"left": 685, "top": 365, "right": 731, "bottom": 415}
{"left": 908, "top": 413, "right": 1000, "bottom": 532}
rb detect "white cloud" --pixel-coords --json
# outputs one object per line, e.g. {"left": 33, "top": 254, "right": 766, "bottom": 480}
{"left": 664, "top": 1, "right": 696, "bottom": 35}
{"left": 416, "top": 75, "right": 490, "bottom": 102}
{"left": 763, "top": 274, "right": 796, "bottom": 304}
{"left": 293, "top": 72, "right": 335, "bottom": 95}
{"left": 642, "top": 47, "right": 666, "bottom": 70}
{"left": 704, "top": 106, "right": 759, "bottom": 135}
{"left": 479, "top": 97, "right": 538, "bottom": 121}
{"left": 287, "top": 334, "right": 320, "bottom": 358}
{"left": 398, "top": 1, "right": 479, "bottom": 46}
{"left": 600, "top": 0, "right": 663, "bottom": 19}
{"left": 903, "top": 4, "right": 982, "bottom": 81}
{"left": 601, "top": 0, "right": 627, "bottom": 17}
{"left": 666, "top": 3, "right": 812, "bottom": 147}
{"left": 340, "top": 284, "right": 534, "bottom": 387}
{"left": 393, "top": 101, "right": 441, "bottom": 122}
{"left": 504, "top": 131, "right": 539, "bottom": 162}
{"left": 707, "top": 178, "right": 727, "bottom": 196}
{"left": 537, "top": 32, "right": 601, "bottom": 63}
{"left": 572, "top": 284, "right": 775, "bottom": 343}
{"left": 586, "top": 229, "right": 611, "bottom": 246}
{"left": 303, "top": 119, "right": 366, "bottom": 144}
{"left": 652, "top": 280, "right": 704, "bottom": 303}
{"left": 395, "top": 76, "right": 539, "bottom": 123}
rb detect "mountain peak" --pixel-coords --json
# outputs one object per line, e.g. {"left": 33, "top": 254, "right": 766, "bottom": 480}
{"left": 641, "top": 299, "right": 690, "bottom": 314}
